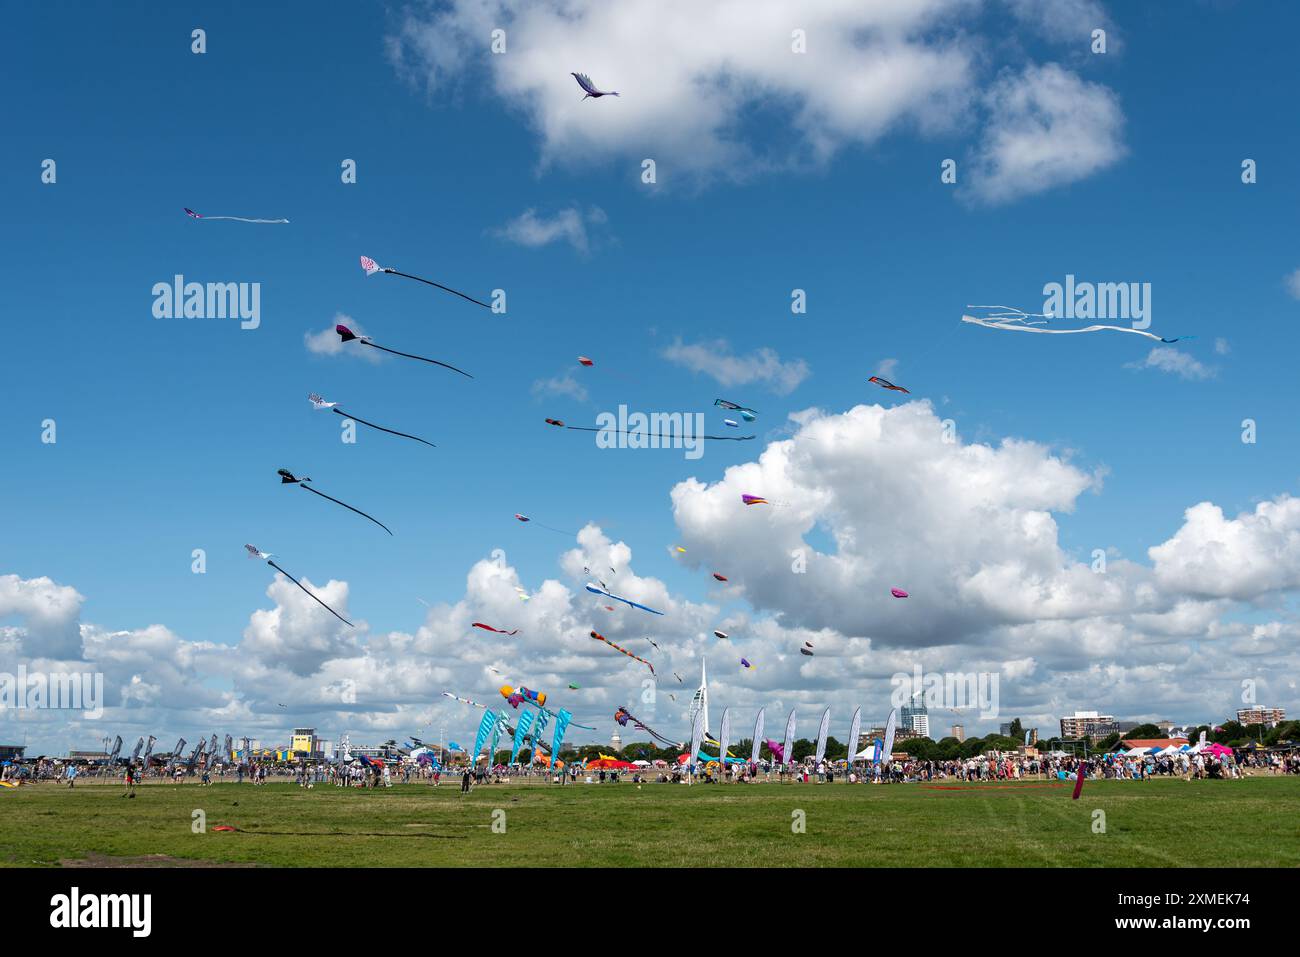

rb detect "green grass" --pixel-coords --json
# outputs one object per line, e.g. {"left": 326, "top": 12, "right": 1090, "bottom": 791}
{"left": 2, "top": 776, "right": 1298, "bottom": 867}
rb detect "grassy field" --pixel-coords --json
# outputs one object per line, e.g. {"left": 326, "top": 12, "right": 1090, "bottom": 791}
{"left": 2, "top": 776, "right": 1298, "bottom": 867}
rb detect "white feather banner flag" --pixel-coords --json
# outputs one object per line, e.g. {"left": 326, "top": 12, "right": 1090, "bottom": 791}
{"left": 814, "top": 707, "right": 831, "bottom": 764}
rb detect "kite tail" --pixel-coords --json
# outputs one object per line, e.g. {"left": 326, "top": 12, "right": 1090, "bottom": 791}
{"left": 363, "top": 341, "right": 473, "bottom": 378}
{"left": 267, "top": 561, "right": 354, "bottom": 627}
{"left": 386, "top": 270, "right": 492, "bottom": 309}
{"left": 333, "top": 408, "right": 435, "bottom": 447}
{"left": 202, "top": 216, "right": 290, "bottom": 224}
{"left": 564, "top": 425, "right": 754, "bottom": 442}
{"left": 300, "top": 484, "right": 393, "bottom": 535}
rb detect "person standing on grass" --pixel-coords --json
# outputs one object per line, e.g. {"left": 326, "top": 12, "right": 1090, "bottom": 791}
{"left": 461, "top": 768, "right": 472, "bottom": 793}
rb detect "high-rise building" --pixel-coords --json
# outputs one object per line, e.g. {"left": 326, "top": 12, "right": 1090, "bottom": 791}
{"left": 901, "top": 693, "right": 930, "bottom": 739}
{"left": 951, "top": 725, "right": 965, "bottom": 742}
{"left": 1236, "top": 706, "right": 1286, "bottom": 728}
{"left": 1059, "top": 711, "right": 1117, "bottom": 740}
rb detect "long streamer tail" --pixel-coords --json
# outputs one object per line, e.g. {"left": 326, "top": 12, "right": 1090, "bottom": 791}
{"left": 300, "top": 484, "right": 393, "bottom": 535}
{"left": 386, "top": 270, "right": 491, "bottom": 309}
{"left": 363, "top": 341, "right": 473, "bottom": 378}
{"left": 564, "top": 426, "right": 754, "bottom": 441}
{"left": 199, "top": 216, "right": 289, "bottom": 224}
{"left": 333, "top": 408, "right": 435, "bottom": 447}
{"left": 962, "top": 313, "right": 1190, "bottom": 343}
{"left": 267, "top": 561, "right": 354, "bottom": 627}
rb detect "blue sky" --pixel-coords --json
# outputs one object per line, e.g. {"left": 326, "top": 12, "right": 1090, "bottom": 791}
{"left": 3, "top": 1, "right": 1300, "bottom": 753}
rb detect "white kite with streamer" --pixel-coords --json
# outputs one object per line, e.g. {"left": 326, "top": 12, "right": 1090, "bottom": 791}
{"left": 185, "top": 207, "right": 288, "bottom": 224}
{"left": 961, "top": 304, "right": 1191, "bottom": 344}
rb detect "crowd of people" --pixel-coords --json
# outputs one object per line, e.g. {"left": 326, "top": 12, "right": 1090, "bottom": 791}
{"left": 4, "top": 746, "right": 1298, "bottom": 791}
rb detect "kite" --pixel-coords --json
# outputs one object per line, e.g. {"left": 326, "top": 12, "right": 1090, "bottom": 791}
{"left": 472, "top": 622, "right": 518, "bottom": 636}
{"left": 577, "top": 356, "right": 594, "bottom": 366}
{"left": 713, "top": 630, "right": 728, "bottom": 640}
{"left": 585, "top": 582, "right": 664, "bottom": 615}
{"left": 1072, "top": 762, "right": 1087, "bottom": 800}
{"left": 715, "top": 399, "right": 757, "bottom": 421}
{"left": 674, "top": 546, "right": 686, "bottom": 553}
{"left": 184, "top": 207, "right": 288, "bottom": 224}
{"left": 514, "top": 513, "right": 573, "bottom": 536}
{"left": 515, "top": 587, "right": 531, "bottom": 601}
{"left": 568, "top": 683, "right": 580, "bottom": 690}
{"left": 277, "top": 469, "right": 392, "bottom": 535}
{"left": 673, "top": 673, "right": 683, "bottom": 683}
{"left": 712, "top": 573, "right": 728, "bottom": 582}
{"left": 868, "top": 376, "right": 910, "bottom": 394}
{"left": 571, "top": 72, "right": 619, "bottom": 99}
{"left": 643, "top": 637, "right": 661, "bottom": 650}
{"left": 741, "top": 494, "right": 768, "bottom": 506}
{"left": 545, "top": 419, "right": 565, "bottom": 427}
{"left": 441, "top": 692, "right": 490, "bottom": 710}
{"left": 614, "top": 707, "right": 680, "bottom": 747}
{"left": 740, "top": 658, "right": 755, "bottom": 669}
{"left": 961, "top": 305, "right": 1192, "bottom": 344}
{"left": 766, "top": 739, "right": 786, "bottom": 763}
{"left": 891, "top": 588, "right": 909, "bottom": 599}
{"left": 335, "top": 324, "right": 472, "bottom": 378}
{"left": 723, "top": 419, "right": 740, "bottom": 428}
{"left": 245, "top": 544, "right": 352, "bottom": 627}
{"left": 309, "top": 393, "right": 434, "bottom": 448}
{"left": 500, "top": 685, "right": 546, "bottom": 708}
{"left": 799, "top": 647, "right": 814, "bottom": 657}
{"left": 359, "top": 255, "right": 491, "bottom": 309}
{"left": 590, "top": 630, "right": 655, "bottom": 674}
{"left": 556, "top": 423, "right": 755, "bottom": 442}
